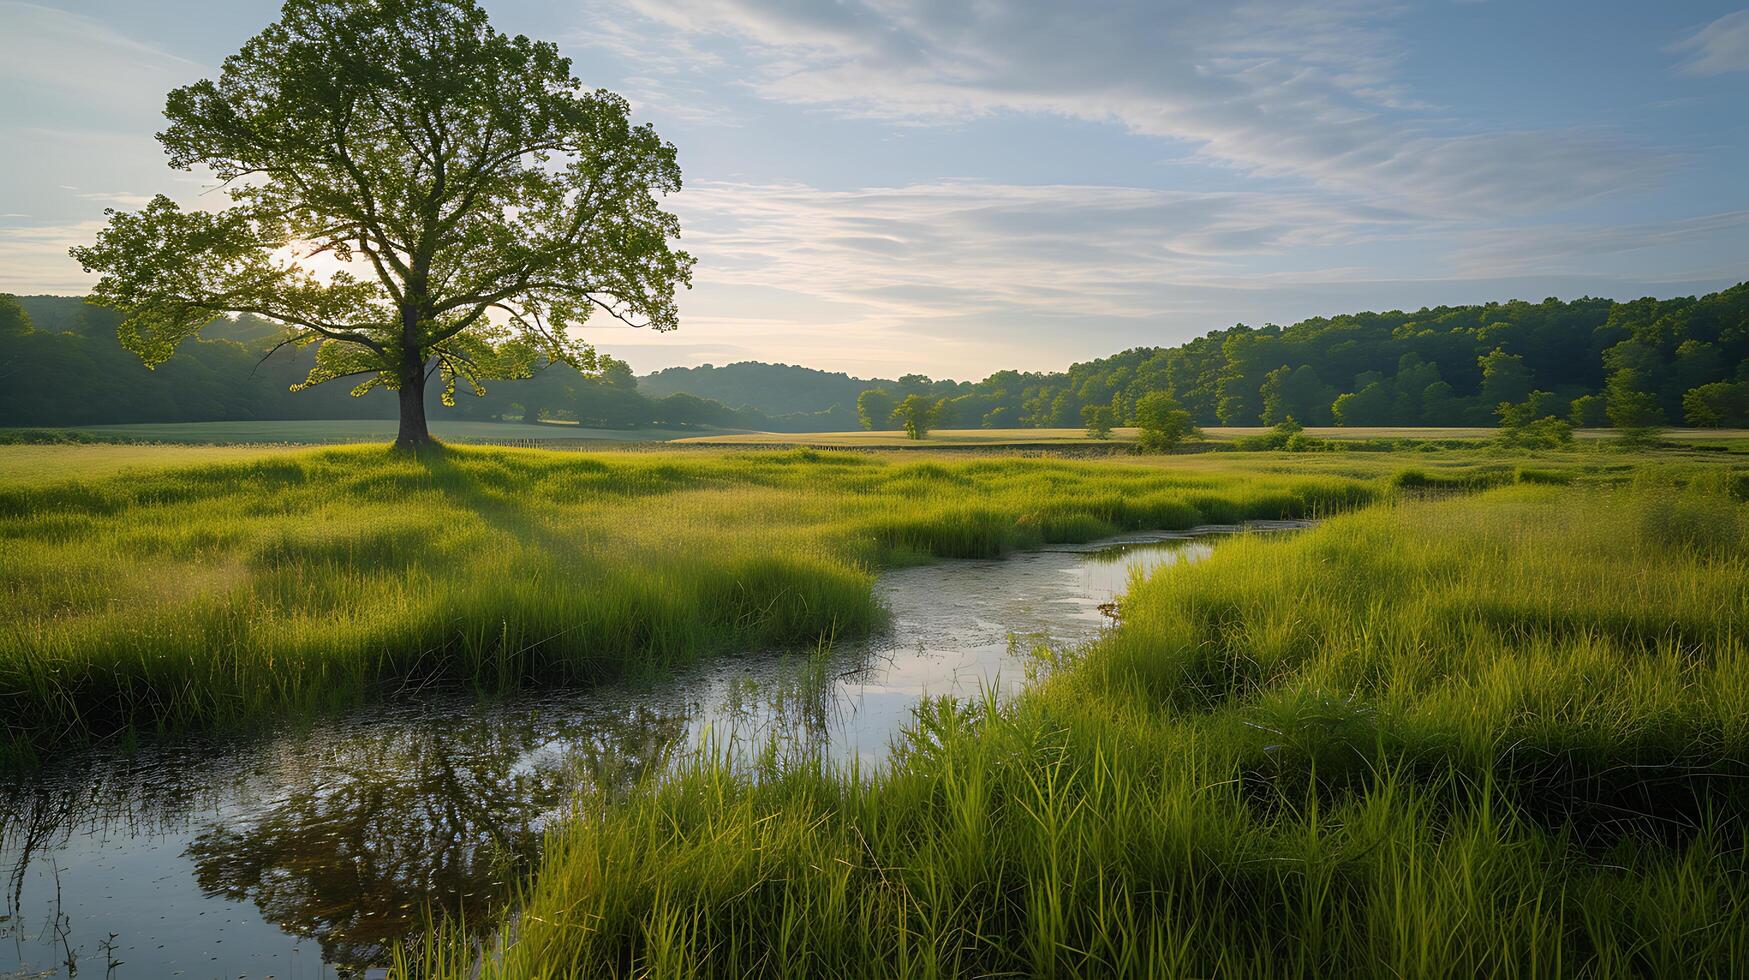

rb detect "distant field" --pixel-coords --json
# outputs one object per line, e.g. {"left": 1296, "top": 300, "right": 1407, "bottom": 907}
{"left": 674, "top": 426, "right": 1495, "bottom": 447}
{"left": 0, "top": 443, "right": 307, "bottom": 485}
{"left": 1230, "top": 425, "right": 1749, "bottom": 442}
{"left": 675, "top": 425, "right": 1749, "bottom": 447}
{"left": 1210, "top": 425, "right": 1494, "bottom": 440}
{"left": 6, "top": 421, "right": 1742, "bottom": 462}
{"left": 0, "top": 438, "right": 1644, "bottom": 489}
{"left": 674, "top": 427, "right": 1142, "bottom": 447}
{"left": 0, "top": 418, "right": 725, "bottom": 446}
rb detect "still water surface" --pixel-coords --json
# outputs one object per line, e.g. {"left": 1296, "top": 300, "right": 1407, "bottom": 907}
{"left": 1, "top": 522, "right": 1302, "bottom": 978}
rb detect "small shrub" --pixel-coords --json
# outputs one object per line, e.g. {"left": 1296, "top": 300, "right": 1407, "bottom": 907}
{"left": 1133, "top": 392, "right": 1200, "bottom": 453}
{"left": 1516, "top": 467, "right": 1574, "bottom": 485}
{"left": 1081, "top": 404, "right": 1116, "bottom": 440}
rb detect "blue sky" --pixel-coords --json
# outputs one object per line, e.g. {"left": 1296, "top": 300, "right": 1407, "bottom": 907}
{"left": 2, "top": 0, "right": 1746, "bottom": 378}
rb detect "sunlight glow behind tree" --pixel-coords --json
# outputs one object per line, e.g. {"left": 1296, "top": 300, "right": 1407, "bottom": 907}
{"left": 70, "top": 0, "right": 693, "bottom": 449}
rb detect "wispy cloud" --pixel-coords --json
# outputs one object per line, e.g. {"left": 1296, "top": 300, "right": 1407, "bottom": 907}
{"left": 673, "top": 180, "right": 1420, "bottom": 324}
{"left": 0, "top": 4, "right": 210, "bottom": 257}
{"left": 1672, "top": 9, "right": 1749, "bottom": 76}
{"left": 0, "top": 219, "right": 106, "bottom": 294}
{"left": 67, "top": 189, "right": 157, "bottom": 208}
{"left": 607, "top": 0, "right": 1669, "bottom": 215}
{"left": 2, "top": 0, "right": 1740, "bottom": 380}
{"left": 0, "top": 1, "right": 202, "bottom": 114}
{"left": 1448, "top": 209, "right": 1749, "bottom": 278}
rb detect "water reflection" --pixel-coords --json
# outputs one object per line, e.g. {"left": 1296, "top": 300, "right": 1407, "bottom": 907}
{"left": 185, "top": 705, "right": 688, "bottom": 969}
{"left": 1, "top": 523, "right": 1302, "bottom": 977}
{"left": 3, "top": 698, "right": 692, "bottom": 977}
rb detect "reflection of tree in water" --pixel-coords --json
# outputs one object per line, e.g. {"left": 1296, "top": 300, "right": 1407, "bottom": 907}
{"left": 2, "top": 651, "right": 843, "bottom": 974}
{"left": 185, "top": 703, "right": 686, "bottom": 971}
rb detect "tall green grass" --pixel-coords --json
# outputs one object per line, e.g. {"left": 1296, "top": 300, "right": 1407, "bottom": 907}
{"left": 0, "top": 445, "right": 1375, "bottom": 761}
{"left": 426, "top": 476, "right": 1749, "bottom": 978}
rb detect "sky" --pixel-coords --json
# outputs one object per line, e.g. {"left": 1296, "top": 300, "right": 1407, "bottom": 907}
{"left": 2, "top": 1, "right": 1747, "bottom": 380}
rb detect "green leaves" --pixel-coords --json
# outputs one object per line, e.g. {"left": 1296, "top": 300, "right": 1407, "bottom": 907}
{"left": 72, "top": 0, "right": 692, "bottom": 423}
{"left": 294, "top": 339, "right": 393, "bottom": 396}
{"left": 71, "top": 195, "right": 391, "bottom": 368}
{"left": 889, "top": 394, "right": 942, "bottom": 440}
{"left": 1134, "top": 391, "right": 1199, "bottom": 452}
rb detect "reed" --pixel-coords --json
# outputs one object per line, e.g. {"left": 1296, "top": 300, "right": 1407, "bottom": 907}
{"left": 0, "top": 444, "right": 1374, "bottom": 761}
{"left": 430, "top": 474, "right": 1749, "bottom": 978}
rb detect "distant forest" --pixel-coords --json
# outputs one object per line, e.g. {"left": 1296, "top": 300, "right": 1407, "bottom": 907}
{"left": 616, "top": 283, "right": 1749, "bottom": 430}
{"left": 639, "top": 362, "right": 882, "bottom": 428}
{"left": 844, "top": 282, "right": 1749, "bottom": 430}
{"left": 4, "top": 284, "right": 1748, "bottom": 431}
{"left": 0, "top": 295, "right": 801, "bottom": 431}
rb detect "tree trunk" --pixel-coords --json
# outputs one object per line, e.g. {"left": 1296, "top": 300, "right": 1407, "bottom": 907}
{"left": 395, "top": 352, "right": 433, "bottom": 451}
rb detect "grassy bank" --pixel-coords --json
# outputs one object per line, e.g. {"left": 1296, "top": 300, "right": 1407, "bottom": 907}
{"left": 0, "top": 446, "right": 1376, "bottom": 761}
{"left": 433, "top": 474, "right": 1749, "bottom": 978}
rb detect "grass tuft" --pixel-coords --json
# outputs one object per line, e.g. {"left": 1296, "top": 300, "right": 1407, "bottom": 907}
{"left": 0, "top": 445, "right": 1375, "bottom": 762}
{"left": 417, "top": 476, "right": 1749, "bottom": 978}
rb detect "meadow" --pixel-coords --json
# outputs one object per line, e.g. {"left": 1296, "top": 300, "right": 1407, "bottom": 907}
{"left": 12, "top": 418, "right": 1749, "bottom": 453}
{"left": 0, "top": 444, "right": 1377, "bottom": 763}
{"left": 414, "top": 469, "right": 1749, "bottom": 979}
{"left": 5, "top": 438, "right": 1745, "bottom": 977}
{"left": 679, "top": 425, "right": 1749, "bottom": 449}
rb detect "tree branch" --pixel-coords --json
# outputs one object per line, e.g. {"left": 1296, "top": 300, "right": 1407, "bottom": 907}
{"left": 248, "top": 332, "right": 306, "bottom": 378}
{"left": 223, "top": 303, "right": 388, "bottom": 355}
{"left": 329, "top": 97, "right": 413, "bottom": 285}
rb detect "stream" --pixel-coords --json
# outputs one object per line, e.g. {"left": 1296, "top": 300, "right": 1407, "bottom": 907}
{"left": 1, "top": 522, "right": 1304, "bottom": 979}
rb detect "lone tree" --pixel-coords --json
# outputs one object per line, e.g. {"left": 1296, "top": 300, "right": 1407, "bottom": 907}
{"left": 1134, "top": 391, "right": 1200, "bottom": 453}
{"left": 1081, "top": 403, "right": 1115, "bottom": 440}
{"left": 70, "top": 0, "right": 692, "bottom": 449}
{"left": 1605, "top": 370, "right": 1664, "bottom": 448}
{"left": 890, "top": 394, "right": 940, "bottom": 440}
{"left": 856, "top": 388, "right": 896, "bottom": 431}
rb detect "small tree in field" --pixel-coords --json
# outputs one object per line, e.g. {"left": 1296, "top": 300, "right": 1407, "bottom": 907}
{"left": 1606, "top": 371, "right": 1664, "bottom": 448}
{"left": 70, "top": 0, "right": 693, "bottom": 450}
{"left": 1568, "top": 393, "right": 1608, "bottom": 429}
{"left": 1495, "top": 392, "right": 1573, "bottom": 449}
{"left": 1133, "top": 391, "right": 1200, "bottom": 452}
{"left": 857, "top": 388, "right": 896, "bottom": 430}
{"left": 890, "top": 394, "right": 940, "bottom": 440}
{"left": 1081, "top": 403, "right": 1115, "bottom": 439}
{"left": 1684, "top": 381, "right": 1749, "bottom": 428}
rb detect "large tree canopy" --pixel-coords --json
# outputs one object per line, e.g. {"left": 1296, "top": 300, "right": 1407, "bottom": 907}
{"left": 71, "top": 0, "right": 692, "bottom": 448}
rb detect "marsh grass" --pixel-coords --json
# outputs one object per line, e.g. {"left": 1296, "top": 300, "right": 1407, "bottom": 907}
{"left": 424, "top": 477, "right": 1749, "bottom": 978}
{"left": 0, "top": 445, "right": 1375, "bottom": 761}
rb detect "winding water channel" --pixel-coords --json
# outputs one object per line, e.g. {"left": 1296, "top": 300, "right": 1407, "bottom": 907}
{"left": 2, "top": 522, "right": 1304, "bottom": 978}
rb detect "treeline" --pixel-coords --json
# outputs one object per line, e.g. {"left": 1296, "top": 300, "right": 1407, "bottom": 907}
{"left": 2, "top": 295, "right": 377, "bottom": 426}
{"left": 638, "top": 361, "right": 876, "bottom": 424}
{"left": 9, "top": 285, "right": 1749, "bottom": 432}
{"left": 850, "top": 283, "right": 1749, "bottom": 430}
{"left": 0, "top": 295, "right": 821, "bottom": 431}
{"left": 436, "top": 355, "right": 841, "bottom": 431}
